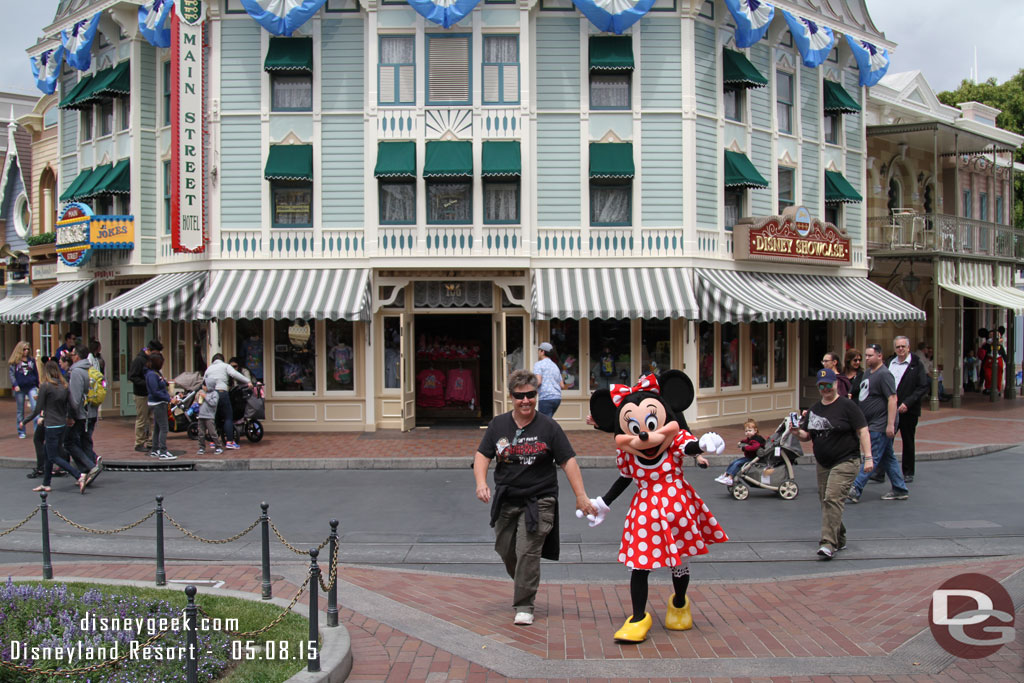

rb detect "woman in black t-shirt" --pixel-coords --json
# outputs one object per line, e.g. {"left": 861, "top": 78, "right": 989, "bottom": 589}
{"left": 795, "top": 368, "right": 873, "bottom": 560}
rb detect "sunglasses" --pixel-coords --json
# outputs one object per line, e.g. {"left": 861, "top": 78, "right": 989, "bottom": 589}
{"left": 511, "top": 390, "right": 537, "bottom": 400}
{"left": 851, "top": 357, "right": 862, "bottom": 362}
{"left": 817, "top": 383, "right": 835, "bottom": 390}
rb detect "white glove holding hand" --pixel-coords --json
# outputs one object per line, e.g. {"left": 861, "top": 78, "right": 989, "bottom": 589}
{"left": 574, "top": 496, "right": 611, "bottom": 527}
{"left": 699, "top": 432, "right": 726, "bottom": 455}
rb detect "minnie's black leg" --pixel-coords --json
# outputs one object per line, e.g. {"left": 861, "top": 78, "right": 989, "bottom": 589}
{"left": 629, "top": 569, "right": 650, "bottom": 622}
{"left": 671, "top": 561, "right": 690, "bottom": 607}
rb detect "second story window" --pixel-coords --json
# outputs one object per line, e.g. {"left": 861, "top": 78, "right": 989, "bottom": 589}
{"left": 427, "top": 34, "right": 471, "bottom": 106}
{"left": 81, "top": 107, "right": 93, "bottom": 142}
{"left": 482, "top": 35, "right": 519, "bottom": 105}
{"left": 824, "top": 112, "right": 839, "bottom": 144}
{"left": 778, "top": 166, "right": 795, "bottom": 213}
{"left": 265, "top": 37, "right": 313, "bottom": 112}
{"left": 374, "top": 141, "right": 416, "bottom": 224}
{"left": 980, "top": 192, "right": 988, "bottom": 221}
{"left": 98, "top": 99, "right": 114, "bottom": 137}
{"left": 119, "top": 97, "right": 130, "bottom": 131}
{"left": 379, "top": 36, "right": 415, "bottom": 106}
{"left": 776, "top": 71, "right": 793, "bottom": 134}
{"left": 962, "top": 189, "right": 972, "bottom": 218}
{"left": 589, "top": 142, "right": 634, "bottom": 226}
{"left": 424, "top": 141, "right": 472, "bottom": 223}
{"left": 163, "top": 61, "right": 171, "bottom": 126}
{"left": 589, "top": 36, "right": 633, "bottom": 110}
{"left": 264, "top": 145, "right": 314, "bottom": 227}
{"left": 722, "top": 48, "right": 767, "bottom": 124}
{"left": 482, "top": 141, "right": 521, "bottom": 223}
{"left": 822, "top": 80, "right": 860, "bottom": 145}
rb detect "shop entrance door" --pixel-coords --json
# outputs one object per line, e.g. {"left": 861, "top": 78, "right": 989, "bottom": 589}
{"left": 400, "top": 314, "right": 415, "bottom": 431}
{"left": 119, "top": 321, "right": 156, "bottom": 417}
{"left": 412, "top": 313, "right": 493, "bottom": 426}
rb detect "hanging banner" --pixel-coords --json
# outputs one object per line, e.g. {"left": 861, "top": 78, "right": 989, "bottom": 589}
{"left": 845, "top": 35, "right": 890, "bottom": 87}
{"left": 31, "top": 47, "right": 65, "bottom": 95}
{"left": 723, "top": 0, "right": 774, "bottom": 48}
{"left": 781, "top": 10, "right": 834, "bottom": 68}
{"left": 171, "top": 0, "right": 207, "bottom": 253}
{"left": 241, "top": 0, "right": 329, "bottom": 36}
{"left": 140, "top": 0, "right": 175, "bottom": 48}
{"left": 571, "top": 0, "right": 655, "bottom": 35}
{"left": 406, "top": 0, "right": 482, "bottom": 29}
{"left": 61, "top": 12, "right": 101, "bottom": 71}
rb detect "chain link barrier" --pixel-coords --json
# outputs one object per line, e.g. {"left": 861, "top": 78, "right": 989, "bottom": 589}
{"left": 197, "top": 570, "right": 313, "bottom": 637}
{"left": 268, "top": 518, "right": 329, "bottom": 556}
{"left": 50, "top": 508, "right": 156, "bottom": 535}
{"left": 318, "top": 539, "right": 339, "bottom": 593}
{"left": 0, "top": 506, "right": 39, "bottom": 538}
{"left": 0, "top": 625, "right": 170, "bottom": 678}
{"left": 162, "top": 511, "right": 260, "bottom": 544}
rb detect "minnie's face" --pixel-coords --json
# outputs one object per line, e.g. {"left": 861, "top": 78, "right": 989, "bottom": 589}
{"left": 614, "top": 396, "right": 680, "bottom": 462}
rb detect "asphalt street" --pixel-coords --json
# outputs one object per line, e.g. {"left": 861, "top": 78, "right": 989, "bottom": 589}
{"left": 0, "top": 447, "right": 1021, "bottom": 582}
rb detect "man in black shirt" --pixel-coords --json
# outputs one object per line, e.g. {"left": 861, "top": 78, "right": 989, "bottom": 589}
{"left": 474, "top": 368, "right": 597, "bottom": 626}
{"left": 127, "top": 340, "right": 163, "bottom": 453}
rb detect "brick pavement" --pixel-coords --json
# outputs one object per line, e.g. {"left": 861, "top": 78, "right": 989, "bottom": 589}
{"left": 0, "top": 391, "right": 1021, "bottom": 467}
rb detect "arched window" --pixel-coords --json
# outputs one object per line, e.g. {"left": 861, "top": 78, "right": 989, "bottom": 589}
{"left": 887, "top": 176, "right": 902, "bottom": 213}
{"left": 39, "top": 167, "right": 56, "bottom": 235}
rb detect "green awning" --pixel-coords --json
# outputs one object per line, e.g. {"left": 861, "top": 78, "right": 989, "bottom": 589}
{"left": 59, "top": 169, "right": 93, "bottom": 202}
{"left": 589, "top": 142, "right": 634, "bottom": 178}
{"left": 823, "top": 80, "right": 861, "bottom": 114}
{"left": 589, "top": 36, "right": 633, "bottom": 71}
{"left": 825, "top": 170, "right": 862, "bottom": 204}
{"left": 264, "top": 145, "right": 314, "bottom": 180}
{"left": 58, "top": 73, "right": 94, "bottom": 109}
{"left": 724, "top": 150, "right": 769, "bottom": 189}
{"left": 97, "top": 159, "right": 131, "bottom": 195}
{"left": 481, "top": 141, "right": 521, "bottom": 177}
{"left": 264, "top": 37, "right": 313, "bottom": 73}
{"left": 423, "top": 141, "right": 473, "bottom": 177}
{"left": 88, "top": 61, "right": 131, "bottom": 100}
{"left": 722, "top": 48, "right": 768, "bottom": 89}
{"left": 74, "top": 164, "right": 113, "bottom": 199}
{"left": 374, "top": 141, "right": 416, "bottom": 178}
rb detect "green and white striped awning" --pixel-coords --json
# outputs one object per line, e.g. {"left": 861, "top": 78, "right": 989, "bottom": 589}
{"left": 531, "top": 268, "right": 698, "bottom": 321}
{"left": 695, "top": 269, "right": 925, "bottom": 323}
{"left": 0, "top": 280, "right": 93, "bottom": 324}
{"left": 937, "top": 260, "right": 1024, "bottom": 314}
{"left": 196, "top": 269, "right": 371, "bottom": 321}
{"left": 89, "top": 272, "right": 208, "bottom": 322}
{"left": 0, "top": 296, "right": 30, "bottom": 319}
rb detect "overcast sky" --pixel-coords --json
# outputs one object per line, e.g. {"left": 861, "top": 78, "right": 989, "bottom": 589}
{"left": 0, "top": 1, "right": 1021, "bottom": 97}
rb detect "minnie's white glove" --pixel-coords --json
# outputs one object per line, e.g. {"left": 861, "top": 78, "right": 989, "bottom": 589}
{"left": 699, "top": 432, "right": 726, "bottom": 455}
{"left": 574, "top": 496, "right": 611, "bottom": 527}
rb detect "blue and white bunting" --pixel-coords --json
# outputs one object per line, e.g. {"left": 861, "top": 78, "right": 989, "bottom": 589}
{"left": 572, "top": 0, "right": 655, "bottom": 35}
{"left": 139, "top": 0, "right": 175, "bottom": 48}
{"left": 407, "top": 0, "right": 482, "bottom": 29}
{"left": 845, "top": 35, "right": 890, "bottom": 87}
{"left": 31, "top": 46, "right": 65, "bottom": 95}
{"left": 724, "top": 0, "right": 774, "bottom": 48}
{"left": 61, "top": 12, "right": 101, "bottom": 71}
{"left": 240, "top": 0, "right": 328, "bottom": 36}
{"left": 781, "top": 10, "right": 834, "bottom": 68}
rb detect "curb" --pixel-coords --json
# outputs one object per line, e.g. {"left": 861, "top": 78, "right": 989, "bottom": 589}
{"left": 0, "top": 443, "right": 1011, "bottom": 472}
{"left": 5, "top": 575, "right": 353, "bottom": 683}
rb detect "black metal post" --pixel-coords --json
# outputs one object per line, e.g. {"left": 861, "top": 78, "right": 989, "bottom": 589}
{"left": 155, "top": 495, "right": 165, "bottom": 586}
{"left": 260, "top": 502, "right": 271, "bottom": 599}
{"left": 40, "top": 492, "right": 52, "bottom": 580}
{"left": 327, "top": 519, "right": 339, "bottom": 627}
{"left": 184, "top": 585, "right": 198, "bottom": 683}
{"left": 307, "top": 548, "right": 321, "bottom": 673}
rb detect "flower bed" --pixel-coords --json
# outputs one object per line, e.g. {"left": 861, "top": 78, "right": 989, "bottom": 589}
{"left": 0, "top": 579, "right": 309, "bottom": 682}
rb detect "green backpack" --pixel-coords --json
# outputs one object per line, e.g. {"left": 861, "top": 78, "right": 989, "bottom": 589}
{"left": 85, "top": 365, "right": 107, "bottom": 406}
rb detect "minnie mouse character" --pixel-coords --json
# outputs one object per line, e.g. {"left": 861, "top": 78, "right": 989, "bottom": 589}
{"left": 583, "top": 369, "right": 727, "bottom": 643}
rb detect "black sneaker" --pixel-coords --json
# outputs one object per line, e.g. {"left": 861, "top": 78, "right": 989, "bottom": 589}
{"left": 844, "top": 493, "right": 860, "bottom": 504}
{"left": 903, "top": 474, "right": 914, "bottom": 483}
{"left": 881, "top": 491, "right": 909, "bottom": 501}
{"left": 135, "top": 445, "right": 150, "bottom": 453}
{"left": 26, "top": 469, "right": 42, "bottom": 479}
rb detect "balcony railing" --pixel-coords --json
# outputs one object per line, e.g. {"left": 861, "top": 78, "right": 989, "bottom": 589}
{"left": 866, "top": 213, "right": 1023, "bottom": 260}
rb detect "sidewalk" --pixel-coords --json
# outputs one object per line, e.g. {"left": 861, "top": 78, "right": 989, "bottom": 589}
{"left": 2, "top": 555, "right": 1021, "bottom": 681}
{"left": 1, "top": 392, "right": 1021, "bottom": 470}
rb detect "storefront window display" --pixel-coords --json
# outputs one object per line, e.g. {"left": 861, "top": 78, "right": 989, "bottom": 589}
{"left": 589, "top": 318, "right": 630, "bottom": 390}
{"left": 805, "top": 321, "right": 828, "bottom": 377}
{"left": 750, "top": 322, "right": 768, "bottom": 386}
{"left": 721, "top": 323, "right": 739, "bottom": 388}
{"left": 325, "top": 320, "right": 355, "bottom": 391}
{"left": 698, "top": 321, "right": 714, "bottom": 389}
{"left": 275, "top": 319, "right": 315, "bottom": 392}
{"left": 774, "top": 324, "right": 788, "bottom": 384}
{"left": 235, "top": 320, "right": 265, "bottom": 382}
{"left": 640, "top": 319, "right": 670, "bottom": 375}
{"left": 549, "top": 319, "right": 579, "bottom": 390}
{"left": 192, "top": 322, "right": 208, "bottom": 373}
{"left": 383, "top": 316, "right": 401, "bottom": 390}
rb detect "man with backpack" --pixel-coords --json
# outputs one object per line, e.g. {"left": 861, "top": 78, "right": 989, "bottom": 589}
{"left": 67, "top": 345, "right": 100, "bottom": 486}
{"left": 128, "top": 340, "right": 163, "bottom": 453}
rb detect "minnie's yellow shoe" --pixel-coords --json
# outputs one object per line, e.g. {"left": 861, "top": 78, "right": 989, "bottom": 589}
{"left": 613, "top": 612, "right": 652, "bottom": 642}
{"left": 664, "top": 594, "right": 693, "bottom": 631}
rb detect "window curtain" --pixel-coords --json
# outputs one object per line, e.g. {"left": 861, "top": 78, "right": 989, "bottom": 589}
{"left": 381, "top": 36, "right": 414, "bottom": 63}
{"left": 485, "top": 182, "right": 518, "bottom": 222}
{"left": 272, "top": 75, "right": 312, "bottom": 110}
{"left": 484, "top": 35, "right": 517, "bottom": 62}
{"left": 590, "top": 185, "right": 630, "bottom": 224}
{"left": 380, "top": 183, "right": 415, "bottom": 223}
{"left": 428, "top": 183, "right": 471, "bottom": 222}
{"left": 590, "top": 74, "right": 629, "bottom": 107}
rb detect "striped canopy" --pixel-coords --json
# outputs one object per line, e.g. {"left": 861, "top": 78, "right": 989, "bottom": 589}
{"left": 0, "top": 296, "right": 31, "bottom": 318}
{"left": 937, "top": 260, "right": 1024, "bottom": 315}
{"left": 196, "top": 269, "right": 371, "bottom": 321}
{"left": 0, "top": 280, "right": 93, "bottom": 324}
{"left": 90, "top": 272, "right": 208, "bottom": 321}
{"left": 531, "top": 268, "right": 699, "bottom": 321}
{"left": 695, "top": 269, "right": 925, "bottom": 323}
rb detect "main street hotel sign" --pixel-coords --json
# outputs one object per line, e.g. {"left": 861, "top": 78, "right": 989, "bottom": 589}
{"left": 171, "top": 0, "right": 206, "bottom": 252}
{"left": 733, "top": 206, "right": 851, "bottom": 266}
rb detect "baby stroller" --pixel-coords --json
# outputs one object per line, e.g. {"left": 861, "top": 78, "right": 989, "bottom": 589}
{"left": 169, "top": 371, "right": 204, "bottom": 436}
{"left": 217, "top": 382, "right": 265, "bottom": 443}
{"left": 728, "top": 415, "right": 803, "bottom": 501}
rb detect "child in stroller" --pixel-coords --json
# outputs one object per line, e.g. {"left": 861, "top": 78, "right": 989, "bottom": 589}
{"left": 169, "top": 371, "right": 204, "bottom": 437}
{"left": 724, "top": 414, "right": 803, "bottom": 500}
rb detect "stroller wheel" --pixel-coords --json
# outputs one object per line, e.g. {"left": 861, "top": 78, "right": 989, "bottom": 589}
{"left": 186, "top": 422, "right": 199, "bottom": 441}
{"left": 778, "top": 479, "right": 799, "bottom": 500}
{"left": 730, "top": 483, "right": 749, "bottom": 500}
{"left": 246, "top": 420, "right": 264, "bottom": 443}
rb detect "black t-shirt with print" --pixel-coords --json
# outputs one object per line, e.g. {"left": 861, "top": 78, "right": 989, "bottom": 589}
{"left": 799, "top": 396, "right": 867, "bottom": 469}
{"left": 477, "top": 411, "right": 576, "bottom": 491}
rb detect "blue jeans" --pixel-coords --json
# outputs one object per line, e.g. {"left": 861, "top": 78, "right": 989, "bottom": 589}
{"left": 851, "top": 431, "right": 908, "bottom": 497}
{"left": 726, "top": 456, "right": 751, "bottom": 476}
{"left": 216, "top": 390, "right": 234, "bottom": 442}
{"left": 536, "top": 398, "right": 560, "bottom": 418}
{"left": 43, "top": 426, "right": 81, "bottom": 488}
{"left": 14, "top": 387, "right": 38, "bottom": 436}
{"left": 64, "top": 418, "right": 96, "bottom": 472}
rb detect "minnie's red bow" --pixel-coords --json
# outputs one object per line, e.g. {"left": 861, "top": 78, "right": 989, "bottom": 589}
{"left": 609, "top": 373, "right": 660, "bottom": 407}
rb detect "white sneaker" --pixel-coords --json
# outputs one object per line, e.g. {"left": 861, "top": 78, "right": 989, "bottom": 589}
{"left": 817, "top": 546, "right": 834, "bottom": 559}
{"left": 715, "top": 474, "right": 734, "bottom": 486}
{"left": 513, "top": 612, "right": 534, "bottom": 626}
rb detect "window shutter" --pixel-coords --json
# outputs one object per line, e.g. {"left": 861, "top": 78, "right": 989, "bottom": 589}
{"left": 483, "top": 65, "right": 500, "bottom": 103}
{"left": 502, "top": 65, "right": 519, "bottom": 104}
{"left": 428, "top": 36, "right": 469, "bottom": 103}
{"left": 379, "top": 66, "right": 396, "bottom": 104}
{"left": 398, "top": 65, "right": 415, "bottom": 103}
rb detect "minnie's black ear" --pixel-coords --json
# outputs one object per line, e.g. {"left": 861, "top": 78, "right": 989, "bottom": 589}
{"left": 589, "top": 390, "right": 619, "bottom": 433}
{"left": 658, "top": 370, "right": 694, "bottom": 414}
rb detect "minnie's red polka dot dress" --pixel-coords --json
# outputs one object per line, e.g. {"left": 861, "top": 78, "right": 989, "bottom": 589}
{"left": 615, "top": 430, "right": 728, "bottom": 570}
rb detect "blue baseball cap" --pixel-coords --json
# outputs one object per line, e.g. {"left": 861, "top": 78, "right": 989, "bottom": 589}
{"left": 816, "top": 368, "right": 837, "bottom": 384}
